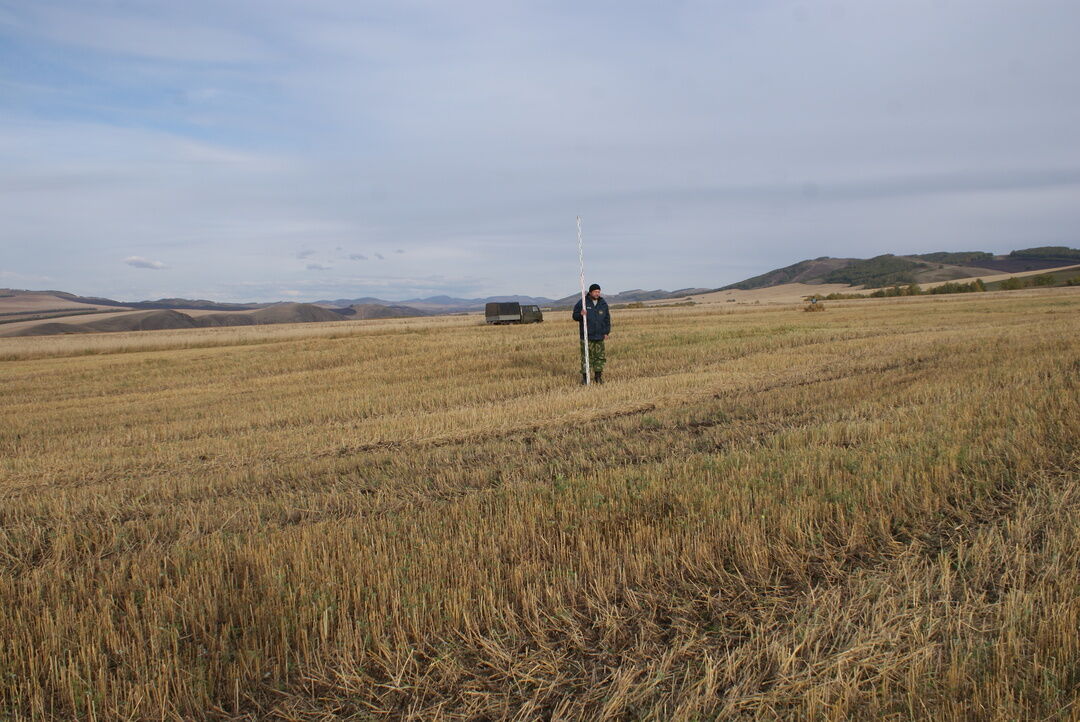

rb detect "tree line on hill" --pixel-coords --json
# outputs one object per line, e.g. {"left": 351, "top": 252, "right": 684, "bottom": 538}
{"left": 813, "top": 271, "right": 1080, "bottom": 301}
{"left": 815, "top": 280, "right": 987, "bottom": 300}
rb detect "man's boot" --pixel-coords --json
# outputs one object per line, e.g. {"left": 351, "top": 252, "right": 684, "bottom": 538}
{"left": 595, "top": 370, "right": 603, "bottom": 384}
{"left": 581, "top": 372, "right": 588, "bottom": 385}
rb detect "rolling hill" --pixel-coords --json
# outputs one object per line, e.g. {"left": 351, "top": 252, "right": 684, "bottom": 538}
{"left": 317, "top": 294, "right": 557, "bottom": 313}
{"left": 342, "top": 304, "right": 433, "bottom": 320}
{"left": 721, "top": 246, "right": 1080, "bottom": 290}
{"left": 0, "top": 291, "right": 431, "bottom": 338}
{"left": 0, "top": 302, "right": 365, "bottom": 338}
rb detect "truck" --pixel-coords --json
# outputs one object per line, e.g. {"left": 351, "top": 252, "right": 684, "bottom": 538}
{"left": 485, "top": 302, "right": 544, "bottom": 325}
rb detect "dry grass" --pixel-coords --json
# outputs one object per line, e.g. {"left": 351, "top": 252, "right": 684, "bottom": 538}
{"left": 1, "top": 289, "right": 1078, "bottom": 720}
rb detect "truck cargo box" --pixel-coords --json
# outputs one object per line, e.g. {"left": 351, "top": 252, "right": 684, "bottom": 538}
{"left": 485, "top": 302, "right": 543, "bottom": 324}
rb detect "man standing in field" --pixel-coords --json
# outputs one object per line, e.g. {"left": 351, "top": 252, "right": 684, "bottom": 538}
{"left": 573, "top": 283, "right": 611, "bottom": 385}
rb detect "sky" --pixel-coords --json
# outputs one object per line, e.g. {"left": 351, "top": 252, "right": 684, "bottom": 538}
{"left": 1, "top": 0, "right": 1079, "bottom": 302}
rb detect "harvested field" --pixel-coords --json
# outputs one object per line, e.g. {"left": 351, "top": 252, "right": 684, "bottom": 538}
{"left": 1, "top": 289, "right": 1078, "bottom": 720}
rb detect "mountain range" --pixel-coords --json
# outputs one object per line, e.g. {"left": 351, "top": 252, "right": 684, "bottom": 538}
{"left": 2, "top": 245, "right": 1077, "bottom": 338}
{"left": 317, "top": 289, "right": 716, "bottom": 312}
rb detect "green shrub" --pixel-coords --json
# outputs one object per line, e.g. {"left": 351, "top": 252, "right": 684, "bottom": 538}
{"left": 929, "top": 280, "right": 986, "bottom": 295}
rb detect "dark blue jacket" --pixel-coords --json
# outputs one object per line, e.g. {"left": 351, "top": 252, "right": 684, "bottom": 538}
{"left": 572, "top": 296, "right": 611, "bottom": 341}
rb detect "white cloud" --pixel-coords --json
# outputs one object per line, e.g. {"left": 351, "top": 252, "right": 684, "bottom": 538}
{"left": 124, "top": 256, "right": 168, "bottom": 269}
{"left": 306, "top": 263, "right": 332, "bottom": 271}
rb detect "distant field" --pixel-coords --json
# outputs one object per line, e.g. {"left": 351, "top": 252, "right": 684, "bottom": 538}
{"left": 1, "top": 289, "right": 1078, "bottom": 720}
{"left": 924, "top": 263, "right": 1080, "bottom": 290}
{"left": 982, "top": 266, "right": 1080, "bottom": 291}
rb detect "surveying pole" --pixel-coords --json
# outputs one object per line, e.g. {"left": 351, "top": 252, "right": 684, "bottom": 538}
{"left": 577, "top": 216, "right": 590, "bottom": 386}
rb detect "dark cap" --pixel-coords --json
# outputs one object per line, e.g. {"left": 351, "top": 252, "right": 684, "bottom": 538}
{"left": 588, "top": 283, "right": 601, "bottom": 292}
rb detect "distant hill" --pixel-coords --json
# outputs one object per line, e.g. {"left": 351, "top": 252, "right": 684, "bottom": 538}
{"left": 910, "top": 251, "right": 994, "bottom": 264}
{"left": 0, "top": 290, "right": 446, "bottom": 337}
{"left": 35, "top": 291, "right": 261, "bottom": 312}
{"left": 0, "top": 290, "right": 129, "bottom": 316}
{"left": 250, "top": 303, "right": 344, "bottom": 324}
{"left": 318, "top": 294, "right": 558, "bottom": 313}
{"left": 7, "top": 309, "right": 200, "bottom": 336}
{"left": 317, "top": 296, "right": 398, "bottom": 307}
{"left": 0, "top": 300, "right": 396, "bottom": 338}
{"left": 135, "top": 298, "right": 263, "bottom": 311}
{"left": 721, "top": 258, "right": 855, "bottom": 291}
{"left": 6, "top": 242, "right": 1076, "bottom": 337}
{"left": 551, "top": 288, "right": 715, "bottom": 308}
{"left": 326, "top": 290, "right": 716, "bottom": 312}
{"left": 722, "top": 246, "right": 1080, "bottom": 290}
{"left": 820, "top": 255, "right": 928, "bottom": 287}
{"left": 1009, "top": 245, "right": 1080, "bottom": 261}
{"left": 341, "top": 304, "right": 430, "bottom": 320}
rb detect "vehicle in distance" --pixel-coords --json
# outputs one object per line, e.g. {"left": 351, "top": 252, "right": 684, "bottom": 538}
{"left": 485, "top": 302, "right": 544, "bottom": 325}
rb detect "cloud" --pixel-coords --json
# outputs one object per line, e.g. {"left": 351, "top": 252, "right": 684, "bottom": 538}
{"left": 394, "top": 249, "right": 405, "bottom": 254}
{"left": 230, "top": 273, "right": 492, "bottom": 302}
{"left": 124, "top": 256, "right": 168, "bottom": 269}
{"left": 8, "top": 4, "right": 269, "bottom": 64}
{"left": 3, "top": 1, "right": 1080, "bottom": 301}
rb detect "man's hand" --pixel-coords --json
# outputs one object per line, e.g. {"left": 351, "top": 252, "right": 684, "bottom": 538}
{"left": 604, "top": 334, "right": 609, "bottom": 340}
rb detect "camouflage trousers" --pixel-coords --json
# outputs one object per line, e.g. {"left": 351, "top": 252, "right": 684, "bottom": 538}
{"left": 579, "top": 339, "right": 606, "bottom": 375}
